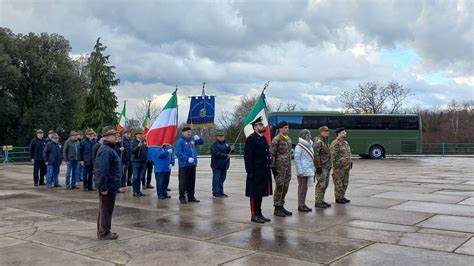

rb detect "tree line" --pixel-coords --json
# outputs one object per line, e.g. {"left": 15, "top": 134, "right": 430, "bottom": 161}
{"left": 0, "top": 28, "right": 118, "bottom": 146}
{"left": 1, "top": 28, "right": 472, "bottom": 146}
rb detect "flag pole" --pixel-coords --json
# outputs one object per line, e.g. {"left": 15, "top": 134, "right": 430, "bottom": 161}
{"left": 175, "top": 84, "right": 179, "bottom": 145}
{"left": 231, "top": 81, "right": 270, "bottom": 147}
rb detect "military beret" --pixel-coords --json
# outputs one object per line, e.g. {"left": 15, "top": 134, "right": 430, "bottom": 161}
{"left": 48, "top": 130, "right": 55, "bottom": 134}
{"left": 335, "top": 127, "right": 345, "bottom": 135}
{"left": 182, "top": 127, "right": 192, "bottom": 132}
{"left": 277, "top": 121, "right": 288, "bottom": 129}
{"left": 36, "top": 129, "right": 44, "bottom": 134}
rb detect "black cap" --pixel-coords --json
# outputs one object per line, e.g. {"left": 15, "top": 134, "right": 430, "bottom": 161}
{"left": 335, "top": 127, "right": 345, "bottom": 135}
{"left": 182, "top": 127, "right": 192, "bottom": 132}
{"left": 277, "top": 121, "right": 288, "bottom": 129}
{"left": 250, "top": 116, "right": 264, "bottom": 126}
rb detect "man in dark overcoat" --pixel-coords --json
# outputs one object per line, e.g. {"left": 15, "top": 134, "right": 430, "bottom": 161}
{"left": 244, "top": 116, "right": 273, "bottom": 223}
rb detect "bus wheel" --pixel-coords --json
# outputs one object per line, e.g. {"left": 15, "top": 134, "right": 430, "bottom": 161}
{"left": 369, "top": 145, "right": 385, "bottom": 159}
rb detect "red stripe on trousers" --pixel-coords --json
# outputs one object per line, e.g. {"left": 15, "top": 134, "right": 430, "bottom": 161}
{"left": 250, "top": 197, "right": 255, "bottom": 216}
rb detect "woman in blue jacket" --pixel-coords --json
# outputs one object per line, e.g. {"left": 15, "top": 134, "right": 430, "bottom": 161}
{"left": 148, "top": 144, "right": 175, "bottom": 199}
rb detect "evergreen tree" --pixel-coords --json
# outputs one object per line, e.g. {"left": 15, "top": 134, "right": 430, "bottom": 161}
{"left": 78, "top": 37, "right": 119, "bottom": 131}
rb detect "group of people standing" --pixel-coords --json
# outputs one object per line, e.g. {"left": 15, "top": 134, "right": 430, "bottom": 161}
{"left": 243, "top": 116, "right": 352, "bottom": 223}
{"left": 29, "top": 118, "right": 352, "bottom": 237}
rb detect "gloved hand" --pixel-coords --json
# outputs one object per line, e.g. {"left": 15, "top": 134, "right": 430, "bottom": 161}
{"left": 271, "top": 167, "right": 278, "bottom": 177}
{"left": 188, "top": 157, "right": 195, "bottom": 164}
{"left": 168, "top": 148, "right": 173, "bottom": 154}
{"left": 193, "top": 135, "right": 200, "bottom": 141}
{"left": 169, "top": 164, "right": 172, "bottom": 169}
{"left": 350, "top": 161, "right": 353, "bottom": 169}
{"left": 316, "top": 167, "right": 322, "bottom": 175}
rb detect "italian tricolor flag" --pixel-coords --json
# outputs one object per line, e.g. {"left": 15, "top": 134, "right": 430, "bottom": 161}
{"left": 146, "top": 91, "right": 178, "bottom": 147}
{"left": 116, "top": 103, "right": 126, "bottom": 132}
{"left": 142, "top": 102, "right": 151, "bottom": 134}
{"left": 243, "top": 93, "right": 271, "bottom": 143}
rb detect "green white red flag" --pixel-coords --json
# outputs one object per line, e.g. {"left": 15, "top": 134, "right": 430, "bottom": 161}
{"left": 116, "top": 102, "right": 126, "bottom": 132}
{"left": 146, "top": 91, "right": 178, "bottom": 146}
{"left": 243, "top": 92, "right": 271, "bottom": 143}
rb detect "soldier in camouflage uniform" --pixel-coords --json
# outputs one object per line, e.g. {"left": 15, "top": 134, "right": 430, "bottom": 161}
{"left": 330, "top": 127, "right": 352, "bottom": 204}
{"left": 313, "top": 126, "right": 332, "bottom": 209}
{"left": 270, "top": 121, "right": 293, "bottom": 217}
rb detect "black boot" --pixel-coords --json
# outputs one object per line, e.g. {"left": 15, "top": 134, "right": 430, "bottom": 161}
{"left": 323, "top": 201, "right": 332, "bottom": 207}
{"left": 258, "top": 214, "right": 271, "bottom": 222}
{"left": 282, "top": 206, "right": 293, "bottom": 216}
{"left": 251, "top": 216, "right": 265, "bottom": 223}
{"left": 343, "top": 197, "right": 351, "bottom": 203}
{"left": 336, "top": 198, "right": 346, "bottom": 204}
{"left": 274, "top": 206, "right": 286, "bottom": 217}
{"left": 315, "top": 202, "right": 327, "bottom": 209}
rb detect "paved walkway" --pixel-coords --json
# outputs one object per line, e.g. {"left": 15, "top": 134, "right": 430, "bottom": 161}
{"left": 0, "top": 157, "right": 473, "bottom": 265}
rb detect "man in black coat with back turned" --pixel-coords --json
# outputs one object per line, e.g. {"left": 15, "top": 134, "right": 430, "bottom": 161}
{"left": 29, "top": 129, "right": 47, "bottom": 186}
{"left": 95, "top": 126, "right": 122, "bottom": 240}
{"left": 210, "top": 131, "right": 235, "bottom": 197}
{"left": 244, "top": 116, "right": 273, "bottom": 224}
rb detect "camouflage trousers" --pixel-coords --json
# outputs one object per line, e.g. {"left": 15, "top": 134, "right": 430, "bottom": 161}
{"left": 315, "top": 167, "right": 331, "bottom": 203}
{"left": 273, "top": 166, "right": 291, "bottom": 206}
{"left": 332, "top": 168, "right": 350, "bottom": 199}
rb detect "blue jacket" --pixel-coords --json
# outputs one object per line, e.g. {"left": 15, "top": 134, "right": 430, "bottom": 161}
{"left": 81, "top": 138, "right": 96, "bottom": 165}
{"left": 122, "top": 137, "right": 132, "bottom": 162}
{"left": 211, "top": 140, "right": 232, "bottom": 170}
{"left": 43, "top": 142, "right": 62, "bottom": 166}
{"left": 148, "top": 146, "right": 175, "bottom": 173}
{"left": 94, "top": 141, "right": 122, "bottom": 192}
{"left": 175, "top": 135, "right": 204, "bottom": 168}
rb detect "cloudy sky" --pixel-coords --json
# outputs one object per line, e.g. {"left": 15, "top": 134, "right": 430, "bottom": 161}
{"left": 1, "top": 0, "right": 473, "bottom": 123}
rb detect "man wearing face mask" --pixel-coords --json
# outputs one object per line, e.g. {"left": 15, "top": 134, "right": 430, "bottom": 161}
{"left": 175, "top": 127, "right": 204, "bottom": 204}
{"left": 330, "top": 127, "right": 352, "bottom": 204}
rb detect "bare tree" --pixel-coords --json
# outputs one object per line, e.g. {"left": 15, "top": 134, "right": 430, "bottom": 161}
{"left": 231, "top": 95, "right": 259, "bottom": 125}
{"left": 340, "top": 81, "right": 411, "bottom": 114}
{"left": 273, "top": 102, "right": 297, "bottom": 112}
{"left": 135, "top": 97, "right": 162, "bottom": 126}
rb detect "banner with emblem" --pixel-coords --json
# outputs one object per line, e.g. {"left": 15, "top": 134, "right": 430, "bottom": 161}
{"left": 186, "top": 82, "right": 215, "bottom": 127}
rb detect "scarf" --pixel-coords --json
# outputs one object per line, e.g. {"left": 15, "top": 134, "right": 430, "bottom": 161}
{"left": 279, "top": 133, "right": 290, "bottom": 142}
{"left": 297, "top": 137, "right": 314, "bottom": 160}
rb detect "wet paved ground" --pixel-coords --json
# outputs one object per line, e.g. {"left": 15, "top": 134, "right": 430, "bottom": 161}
{"left": 0, "top": 157, "right": 473, "bottom": 265}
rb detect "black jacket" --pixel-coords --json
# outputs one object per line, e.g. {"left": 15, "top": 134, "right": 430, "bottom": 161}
{"left": 92, "top": 142, "right": 102, "bottom": 162}
{"left": 122, "top": 137, "right": 132, "bottom": 162}
{"left": 131, "top": 139, "right": 148, "bottom": 163}
{"left": 94, "top": 141, "right": 122, "bottom": 192}
{"left": 43, "top": 142, "right": 62, "bottom": 166}
{"left": 63, "top": 139, "right": 81, "bottom": 161}
{"left": 211, "top": 140, "right": 231, "bottom": 170}
{"left": 81, "top": 138, "right": 96, "bottom": 165}
{"left": 244, "top": 132, "right": 273, "bottom": 197}
{"left": 29, "top": 137, "right": 47, "bottom": 161}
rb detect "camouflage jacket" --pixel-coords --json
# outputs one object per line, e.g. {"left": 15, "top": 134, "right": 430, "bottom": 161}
{"left": 313, "top": 136, "right": 331, "bottom": 169}
{"left": 330, "top": 138, "right": 352, "bottom": 170}
{"left": 270, "top": 133, "right": 292, "bottom": 168}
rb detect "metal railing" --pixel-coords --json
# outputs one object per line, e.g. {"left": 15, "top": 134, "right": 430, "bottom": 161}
{"left": 2, "top": 142, "right": 473, "bottom": 163}
{"left": 422, "top": 143, "right": 474, "bottom": 156}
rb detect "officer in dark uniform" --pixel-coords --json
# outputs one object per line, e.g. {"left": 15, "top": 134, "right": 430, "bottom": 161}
{"left": 29, "top": 129, "right": 47, "bottom": 186}
{"left": 95, "top": 126, "right": 122, "bottom": 240}
{"left": 244, "top": 116, "right": 273, "bottom": 223}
